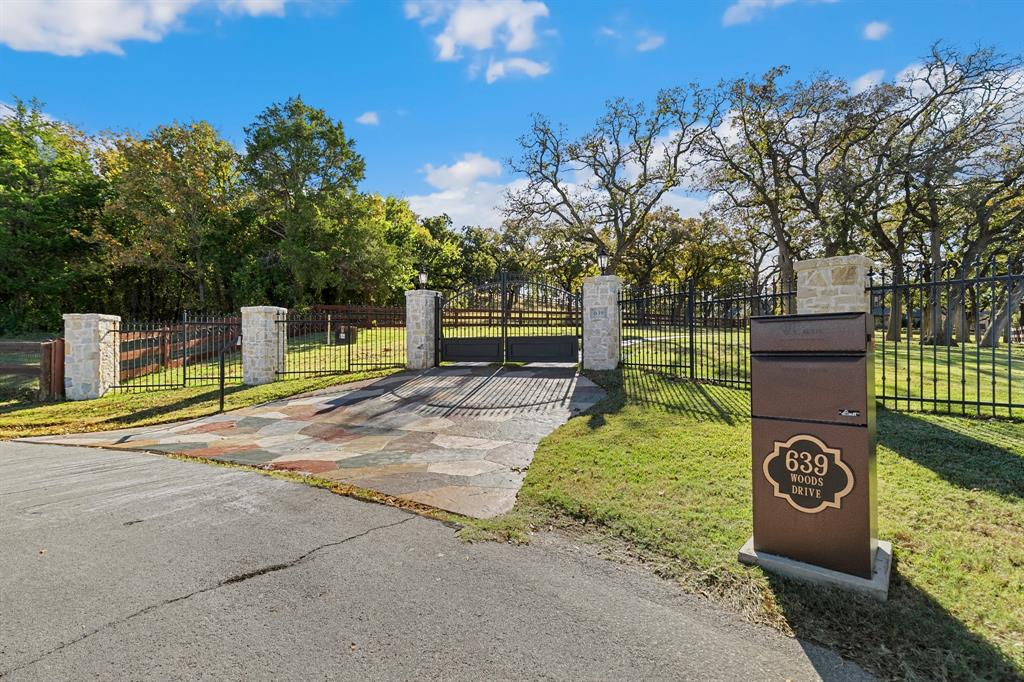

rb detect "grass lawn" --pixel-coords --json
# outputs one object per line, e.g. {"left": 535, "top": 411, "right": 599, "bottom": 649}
{"left": 0, "top": 368, "right": 398, "bottom": 440}
{"left": 473, "top": 368, "right": 1024, "bottom": 681}
{"left": 281, "top": 326, "right": 406, "bottom": 375}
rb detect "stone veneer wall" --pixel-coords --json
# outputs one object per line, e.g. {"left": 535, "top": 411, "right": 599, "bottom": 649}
{"left": 405, "top": 290, "right": 439, "bottom": 370}
{"left": 582, "top": 275, "right": 622, "bottom": 371}
{"left": 241, "top": 306, "right": 287, "bottom": 385}
{"left": 795, "top": 255, "right": 873, "bottom": 315}
{"left": 62, "top": 313, "right": 120, "bottom": 400}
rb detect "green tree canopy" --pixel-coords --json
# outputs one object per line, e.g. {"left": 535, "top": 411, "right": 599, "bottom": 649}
{"left": 0, "top": 98, "right": 105, "bottom": 332}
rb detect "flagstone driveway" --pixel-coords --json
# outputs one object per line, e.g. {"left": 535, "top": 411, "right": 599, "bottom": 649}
{"left": 25, "top": 365, "right": 604, "bottom": 518}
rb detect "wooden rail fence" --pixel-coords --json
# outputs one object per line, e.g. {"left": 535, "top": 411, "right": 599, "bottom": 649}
{"left": 0, "top": 340, "right": 65, "bottom": 400}
{"left": 117, "top": 324, "right": 240, "bottom": 381}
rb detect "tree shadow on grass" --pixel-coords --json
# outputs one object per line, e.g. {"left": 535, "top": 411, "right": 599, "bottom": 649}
{"left": 102, "top": 386, "right": 248, "bottom": 426}
{"left": 878, "top": 409, "right": 1024, "bottom": 500}
{"left": 579, "top": 368, "right": 751, "bottom": 430}
{"left": 0, "top": 384, "right": 237, "bottom": 422}
{"left": 764, "top": 564, "right": 1019, "bottom": 680}
{"left": 606, "top": 369, "right": 749, "bottom": 420}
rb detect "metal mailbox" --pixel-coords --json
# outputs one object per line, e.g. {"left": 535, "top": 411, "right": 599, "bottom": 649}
{"left": 749, "top": 312, "right": 878, "bottom": 579}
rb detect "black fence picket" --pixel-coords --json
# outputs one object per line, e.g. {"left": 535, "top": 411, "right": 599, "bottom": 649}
{"left": 619, "top": 278, "right": 795, "bottom": 388}
{"left": 868, "top": 260, "right": 1024, "bottom": 417}
{"left": 111, "top": 314, "right": 241, "bottom": 392}
{"left": 275, "top": 307, "right": 406, "bottom": 376}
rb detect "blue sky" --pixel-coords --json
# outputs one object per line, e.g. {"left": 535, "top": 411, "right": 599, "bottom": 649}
{"left": 2, "top": 0, "right": 1022, "bottom": 227}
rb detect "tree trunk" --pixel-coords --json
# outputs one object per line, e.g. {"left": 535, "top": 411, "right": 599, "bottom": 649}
{"left": 750, "top": 274, "right": 762, "bottom": 317}
{"left": 776, "top": 238, "right": 795, "bottom": 315}
{"left": 979, "top": 279, "right": 1024, "bottom": 347}
{"left": 922, "top": 227, "right": 948, "bottom": 345}
{"left": 886, "top": 262, "right": 904, "bottom": 342}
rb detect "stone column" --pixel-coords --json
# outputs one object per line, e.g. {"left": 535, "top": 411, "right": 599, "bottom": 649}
{"left": 405, "top": 289, "right": 439, "bottom": 370}
{"left": 582, "top": 275, "right": 622, "bottom": 371}
{"left": 241, "top": 306, "right": 287, "bottom": 385}
{"left": 795, "top": 255, "right": 873, "bottom": 315}
{"left": 62, "top": 313, "right": 120, "bottom": 400}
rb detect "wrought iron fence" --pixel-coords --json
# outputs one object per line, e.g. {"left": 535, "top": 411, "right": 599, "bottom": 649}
{"left": 619, "top": 278, "right": 796, "bottom": 388}
{"left": 275, "top": 306, "right": 406, "bottom": 376}
{"left": 868, "top": 261, "right": 1024, "bottom": 417}
{"left": 438, "top": 271, "right": 581, "bottom": 363}
{"left": 692, "top": 279, "right": 796, "bottom": 388}
{"left": 620, "top": 281, "right": 694, "bottom": 375}
{"left": 112, "top": 314, "right": 241, "bottom": 392}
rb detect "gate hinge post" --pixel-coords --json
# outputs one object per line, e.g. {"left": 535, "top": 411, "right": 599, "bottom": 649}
{"left": 240, "top": 306, "right": 287, "bottom": 385}
{"left": 582, "top": 275, "right": 622, "bottom": 371}
{"left": 405, "top": 288, "right": 440, "bottom": 370}
{"left": 62, "top": 313, "right": 121, "bottom": 400}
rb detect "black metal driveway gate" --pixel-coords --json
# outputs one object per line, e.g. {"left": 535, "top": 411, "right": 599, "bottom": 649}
{"left": 438, "top": 272, "right": 581, "bottom": 364}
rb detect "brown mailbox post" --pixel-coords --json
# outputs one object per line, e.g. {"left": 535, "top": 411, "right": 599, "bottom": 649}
{"left": 742, "top": 312, "right": 889, "bottom": 595}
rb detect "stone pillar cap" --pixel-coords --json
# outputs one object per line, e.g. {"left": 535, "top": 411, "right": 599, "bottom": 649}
{"left": 62, "top": 313, "right": 121, "bottom": 321}
{"left": 405, "top": 289, "right": 440, "bottom": 297}
{"left": 794, "top": 255, "right": 873, "bottom": 272}
{"left": 240, "top": 305, "right": 288, "bottom": 313}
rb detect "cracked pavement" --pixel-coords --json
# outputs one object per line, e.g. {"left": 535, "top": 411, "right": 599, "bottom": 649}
{"left": 0, "top": 442, "right": 873, "bottom": 681}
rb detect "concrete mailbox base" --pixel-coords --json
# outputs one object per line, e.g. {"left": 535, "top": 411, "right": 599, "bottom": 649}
{"left": 738, "top": 538, "right": 892, "bottom": 602}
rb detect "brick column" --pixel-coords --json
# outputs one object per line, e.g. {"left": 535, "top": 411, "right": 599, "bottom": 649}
{"left": 62, "top": 313, "right": 120, "bottom": 400}
{"left": 405, "top": 289, "right": 439, "bottom": 370}
{"left": 795, "top": 255, "right": 873, "bottom": 315}
{"left": 241, "top": 306, "right": 287, "bottom": 385}
{"left": 582, "top": 275, "right": 622, "bottom": 371}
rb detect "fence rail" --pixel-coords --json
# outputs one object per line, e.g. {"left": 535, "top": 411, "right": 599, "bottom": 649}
{"left": 112, "top": 315, "right": 241, "bottom": 392}
{"left": 620, "top": 278, "right": 796, "bottom": 387}
{"left": 0, "top": 339, "right": 64, "bottom": 401}
{"left": 276, "top": 306, "right": 406, "bottom": 376}
{"left": 869, "top": 262, "right": 1024, "bottom": 417}
{"left": 620, "top": 265, "right": 1023, "bottom": 419}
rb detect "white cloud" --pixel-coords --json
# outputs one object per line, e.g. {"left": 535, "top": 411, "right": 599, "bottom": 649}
{"left": 218, "top": 0, "right": 286, "bottom": 16}
{"left": 404, "top": 0, "right": 448, "bottom": 24}
{"left": 408, "top": 151, "right": 514, "bottom": 227}
{"left": 896, "top": 62, "right": 925, "bottom": 84}
{"left": 408, "top": 179, "right": 708, "bottom": 229}
{"left": 356, "top": 111, "right": 380, "bottom": 126}
{"left": 404, "top": 0, "right": 549, "bottom": 61}
{"left": 485, "top": 57, "right": 550, "bottom": 83}
{"left": 598, "top": 26, "right": 619, "bottom": 38}
{"left": 862, "top": 20, "right": 890, "bottom": 40}
{"left": 0, "top": 0, "right": 287, "bottom": 56}
{"left": 662, "top": 191, "right": 709, "bottom": 219}
{"left": 852, "top": 69, "right": 885, "bottom": 95}
{"left": 407, "top": 148, "right": 711, "bottom": 228}
{"left": 722, "top": 0, "right": 796, "bottom": 26}
{"left": 405, "top": 0, "right": 552, "bottom": 82}
{"left": 423, "top": 152, "right": 502, "bottom": 191}
{"left": 407, "top": 179, "right": 519, "bottom": 228}
{"left": 635, "top": 32, "right": 665, "bottom": 52}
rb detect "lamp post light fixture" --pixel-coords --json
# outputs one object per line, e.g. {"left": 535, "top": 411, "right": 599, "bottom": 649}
{"left": 418, "top": 266, "right": 428, "bottom": 289}
{"left": 597, "top": 246, "right": 609, "bottom": 276}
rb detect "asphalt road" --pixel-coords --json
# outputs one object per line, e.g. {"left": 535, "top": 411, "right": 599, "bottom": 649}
{"left": 0, "top": 442, "right": 873, "bottom": 681}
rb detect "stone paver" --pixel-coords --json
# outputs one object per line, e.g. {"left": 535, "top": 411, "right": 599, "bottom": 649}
{"left": 24, "top": 365, "right": 604, "bottom": 518}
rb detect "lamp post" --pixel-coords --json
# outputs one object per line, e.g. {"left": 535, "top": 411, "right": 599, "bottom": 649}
{"left": 418, "top": 265, "right": 428, "bottom": 289}
{"left": 597, "top": 246, "right": 609, "bottom": 276}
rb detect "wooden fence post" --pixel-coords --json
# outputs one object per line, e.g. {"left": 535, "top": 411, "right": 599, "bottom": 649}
{"left": 39, "top": 341, "right": 52, "bottom": 401}
{"left": 52, "top": 338, "right": 65, "bottom": 399}
{"left": 36, "top": 340, "right": 65, "bottom": 401}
